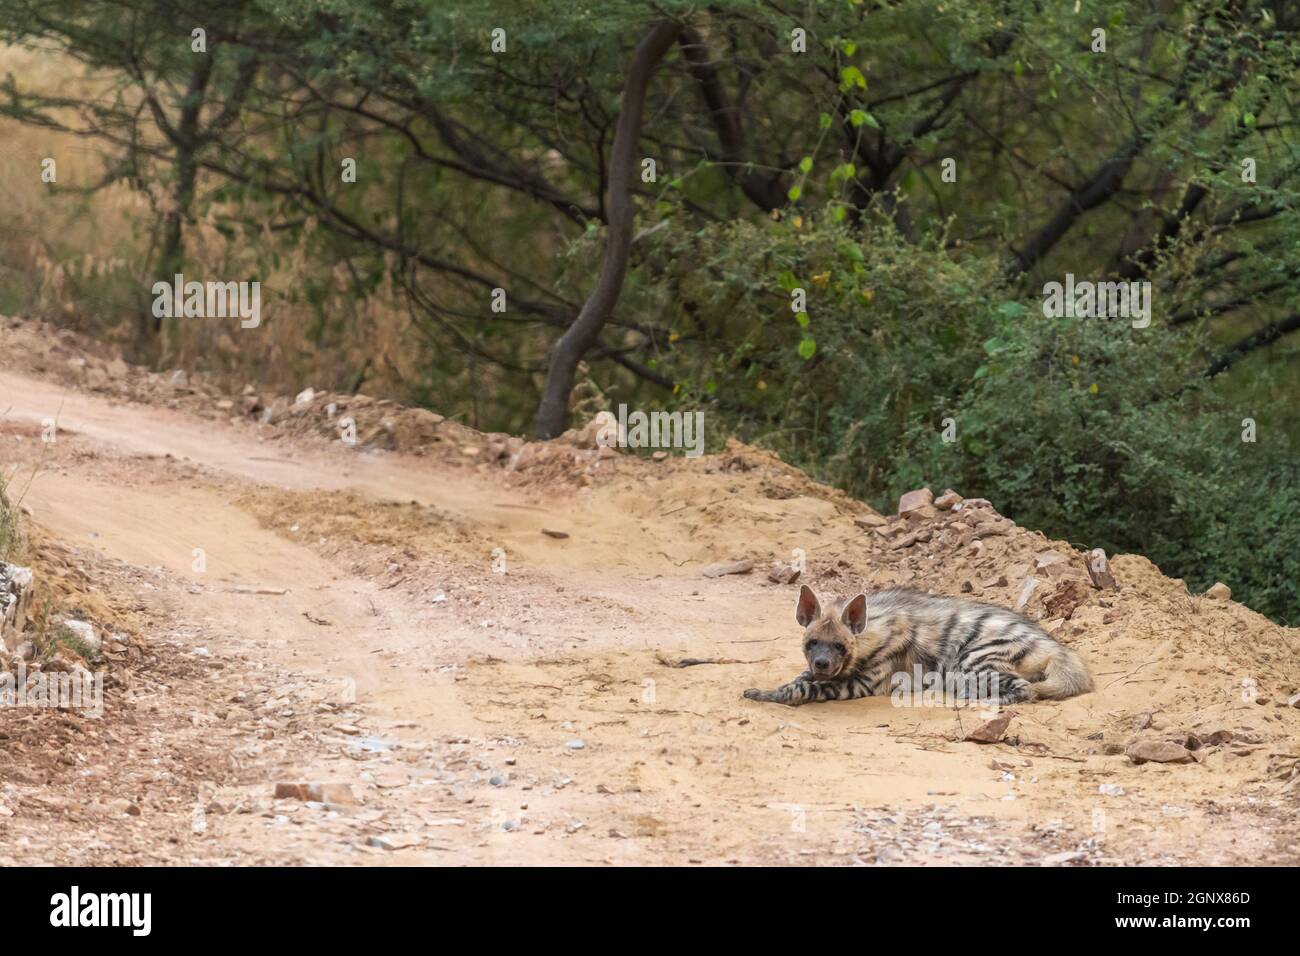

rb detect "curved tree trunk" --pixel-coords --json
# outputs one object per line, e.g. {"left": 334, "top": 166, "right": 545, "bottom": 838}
{"left": 533, "top": 20, "right": 681, "bottom": 439}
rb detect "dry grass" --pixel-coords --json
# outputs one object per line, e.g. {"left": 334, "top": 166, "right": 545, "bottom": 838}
{"left": 0, "top": 43, "right": 460, "bottom": 411}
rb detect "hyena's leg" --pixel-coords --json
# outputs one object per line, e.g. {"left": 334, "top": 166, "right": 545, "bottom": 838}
{"left": 955, "top": 666, "right": 1032, "bottom": 705}
{"left": 743, "top": 674, "right": 873, "bottom": 706}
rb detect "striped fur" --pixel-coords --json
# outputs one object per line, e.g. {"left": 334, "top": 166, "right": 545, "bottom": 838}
{"left": 743, "top": 585, "right": 1094, "bottom": 707}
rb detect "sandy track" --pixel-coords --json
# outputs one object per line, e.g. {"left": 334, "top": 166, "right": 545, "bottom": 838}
{"left": 2, "top": 366, "right": 1298, "bottom": 865}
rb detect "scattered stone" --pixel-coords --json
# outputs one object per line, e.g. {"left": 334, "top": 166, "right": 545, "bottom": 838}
{"left": 332, "top": 723, "right": 362, "bottom": 735}
{"left": 766, "top": 563, "right": 801, "bottom": 585}
{"left": 965, "top": 713, "right": 1012, "bottom": 744}
{"left": 1204, "top": 582, "right": 1231, "bottom": 601}
{"left": 702, "top": 559, "right": 754, "bottom": 578}
{"left": 275, "top": 782, "right": 359, "bottom": 806}
{"left": 61, "top": 619, "right": 101, "bottom": 654}
{"left": 369, "top": 833, "right": 422, "bottom": 851}
{"left": 1033, "top": 550, "right": 1068, "bottom": 575}
{"left": 1, "top": 563, "right": 35, "bottom": 653}
{"left": 1043, "top": 580, "right": 1087, "bottom": 620}
{"left": 897, "top": 488, "right": 934, "bottom": 517}
{"left": 934, "top": 489, "right": 963, "bottom": 510}
{"left": 541, "top": 528, "right": 570, "bottom": 539}
{"left": 853, "top": 513, "right": 888, "bottom": 530}
{"left": 1126, "top": 741, "right": 1194, "bottom": 765}
{"left": 1084, "top": 549, "right": 1118, "bottom": 591}
{"left": 373, "top": 770, "right": 409, "bottom": 789}
{"left": 565, "top": 739, "right": 585, "bottom": 750}
{"left": 1014, "top": 577, "right": 1038, "bottom": 610}
{"left": 1043, "top": 850, "right": 1086, "bottom": 866}
{"left": 1287, "top": 693, "right": 1300, "bottom": 710}
{"left": 295, "top": 387, "right": 316, "bottom": 405}
{"left": 1098, "top": 783, "right": 1125, "bottom": 796}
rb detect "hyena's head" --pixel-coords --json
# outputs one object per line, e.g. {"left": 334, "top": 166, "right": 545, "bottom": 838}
{"left": 795, "top": 585, "right": 867, "bottom": 680}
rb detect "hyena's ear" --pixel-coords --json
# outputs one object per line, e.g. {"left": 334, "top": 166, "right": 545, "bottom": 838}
{"left": 796, "top": 585, "right": 821, "bottom": 627}
{"left": 841, "top": 593, "right": 868, "bottom": 635}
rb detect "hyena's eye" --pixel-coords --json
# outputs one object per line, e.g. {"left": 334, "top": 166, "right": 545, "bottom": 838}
{"left": 834, "top": 643, "right": 846, "bottom": 653}
{"left": 804, "top": 641, "right": 815, "bottom": 652}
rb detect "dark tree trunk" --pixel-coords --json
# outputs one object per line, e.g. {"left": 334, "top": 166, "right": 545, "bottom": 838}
{"left": 149, "top": 54, "right": 215, "bottom": 341}
{"left": 533, "top": 20, "right": 680, "bottom": 439}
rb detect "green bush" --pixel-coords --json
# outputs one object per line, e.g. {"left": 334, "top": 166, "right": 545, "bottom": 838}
{"left": 890, "top": 312, "right": 1300, "bottom": 624}
{"left": 658, "top": 212, "right": 1300, "bottom": 624}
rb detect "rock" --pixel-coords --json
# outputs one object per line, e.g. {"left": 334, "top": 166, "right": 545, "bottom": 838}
{"left": 766, "top": 563, "right": 801, "bottom": 585}
{"left": 295, "top": 387, "right": 317, "bottom": 405}
{"left": 369, "top": 834, "right": 422, "bottom": 851}
{"left": 541, "top": 528, "right": 570, "bottom": 539}
{"left": 565, "top": 739, "right": 585, "bottom": 750}
{"left": 169, "top": 369, "right": 188, "bottom": 387}
{"left": 275, "top": 782, "right": 359, "bottom": 806}
{"left": 1125, "top": 741, "right": 1194, "bottom": 765}
{"left": 1043, "top": 580, "right": 1087, "bottom": 620}
{"left": 964, "top": 713, "right": 1012, "bottom": 744}
{"left": 1, "top": 563, "right": 35, "bottom": 653}
{"left": 1033, "top": 550, "right": 1067, "bottom": 573}
{"left": 1014, "top": 577, "right": 1038, "bottom": 610}
{"left": 1286, "top": 693, "right": 1300, "bottom": 710}
{"left": 853, "top": 513, "right": 888, "bottom": 530}
{"left": 1098, "top": 783, "right": 1125, "bottom": 796}
{"left": 373, "top": 770, "right": 409, "bottom": 789}
{"left": 702, "top": 559, "right": 754, "bottom": 578}
{"left": 934, "top": 489, "right": 963, "bottom": 510}
{"left": 897, "top": 488, "right": 934, "bottom": 517}
{"left": 1084, "top": 548, "right": 1118, "bottom": 590}
{"left": 1204, "top": 582, "right": 1231, "bottom": 601}
{"left": 61, "top": 619, "right": 100, "bottom": 654}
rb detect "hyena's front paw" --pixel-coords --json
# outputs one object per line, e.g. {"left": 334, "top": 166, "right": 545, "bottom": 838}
{"left": 744, "top": 687, "right": 779, "bottom": 703}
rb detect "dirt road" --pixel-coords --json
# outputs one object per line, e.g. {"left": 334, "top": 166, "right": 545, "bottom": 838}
{"left": 2, "top": 350, "right": 1298, "bottom": 865}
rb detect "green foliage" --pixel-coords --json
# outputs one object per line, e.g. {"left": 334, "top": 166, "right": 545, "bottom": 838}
{"left": 650, "top": 211, "right": 1007, "bottom": 480}
{"left": 890, "top": 310, "right": 1300, "bottom": 623}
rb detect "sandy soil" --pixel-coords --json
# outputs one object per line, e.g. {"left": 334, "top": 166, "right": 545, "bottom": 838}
{"left": 1, "top": 320, "right": 1298, "bottom": 865}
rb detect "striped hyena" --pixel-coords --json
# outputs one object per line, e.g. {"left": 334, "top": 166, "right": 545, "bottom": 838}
{"left": 743, "top": 586, "right": 1093, "bottom": 707}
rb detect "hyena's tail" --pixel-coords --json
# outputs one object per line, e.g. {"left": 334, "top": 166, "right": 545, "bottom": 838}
{"left": 1027, "top": 645, "right": 1094, "bottom": 700}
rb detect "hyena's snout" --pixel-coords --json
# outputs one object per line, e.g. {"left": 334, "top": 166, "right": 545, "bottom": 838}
{"left": 810, "top": 656, "right": 836, "bottom": 678}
